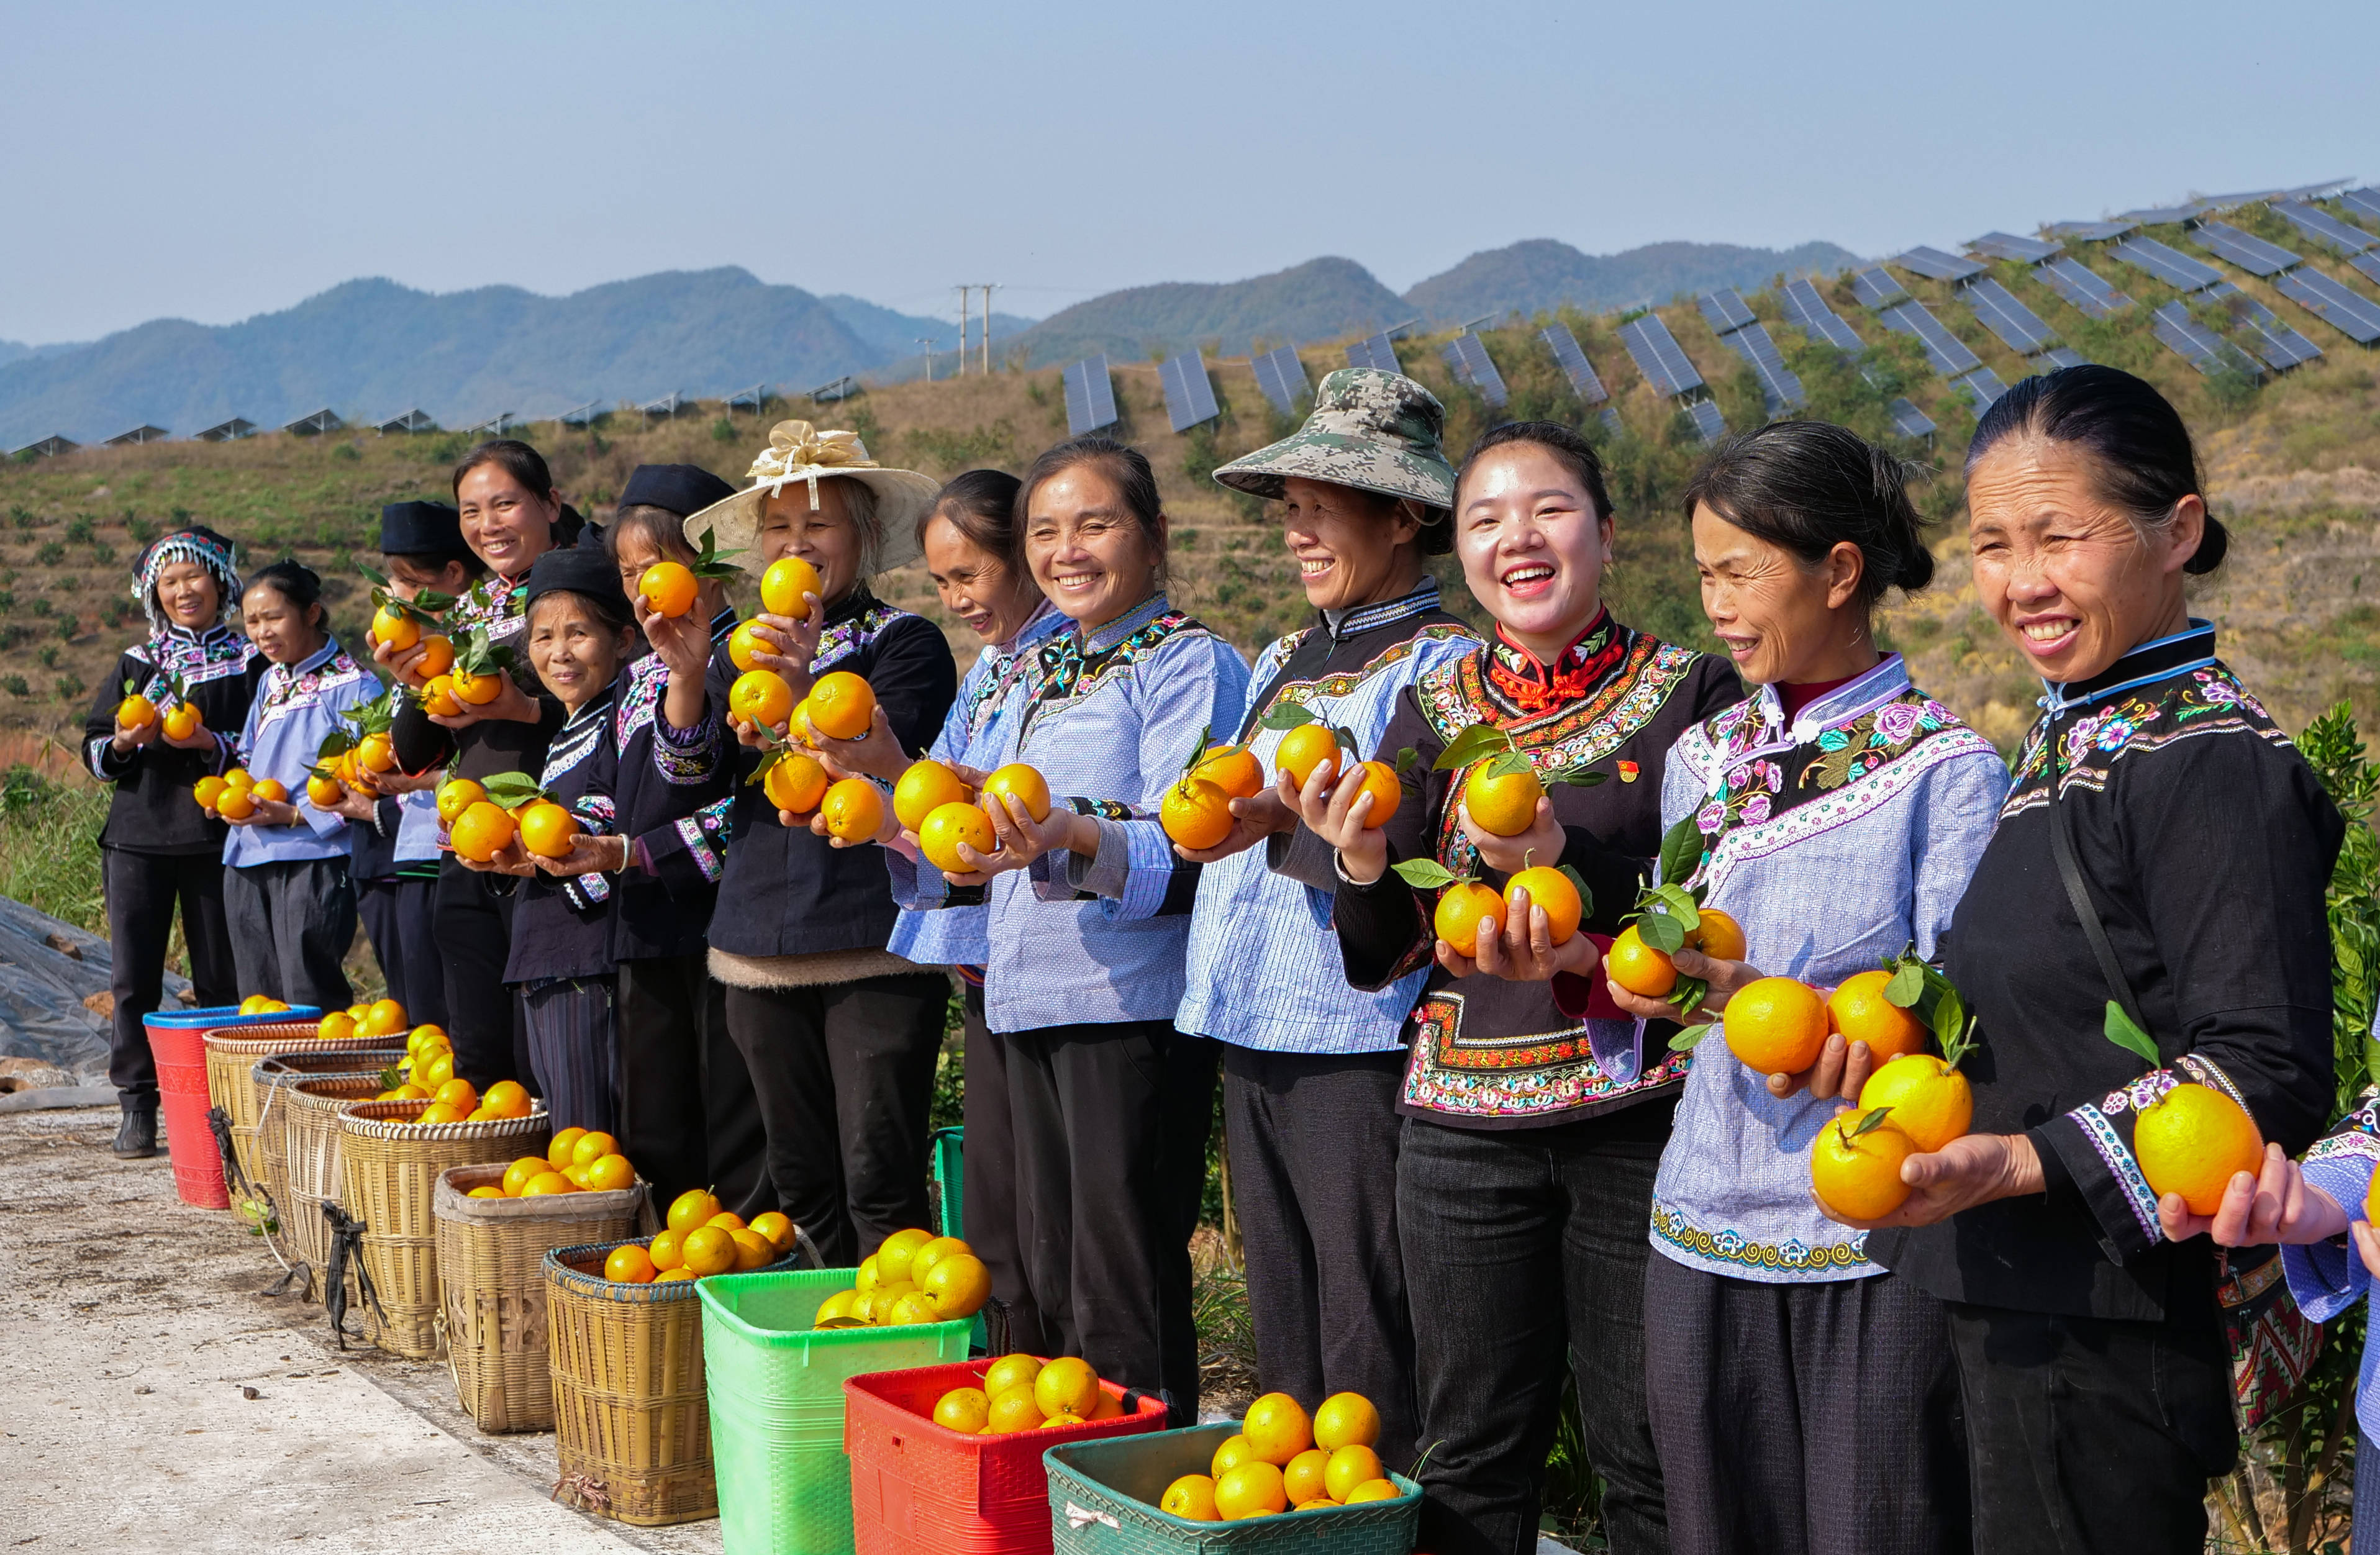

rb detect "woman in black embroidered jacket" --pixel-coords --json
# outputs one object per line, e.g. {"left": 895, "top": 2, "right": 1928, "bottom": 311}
{"left": 1842, "top": 368, "right": 2346, "bottom": 1555}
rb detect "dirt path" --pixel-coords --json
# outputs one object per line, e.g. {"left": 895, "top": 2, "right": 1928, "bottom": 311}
{"left": 0, "top": 1105, "right": 726, "bottom": 1553}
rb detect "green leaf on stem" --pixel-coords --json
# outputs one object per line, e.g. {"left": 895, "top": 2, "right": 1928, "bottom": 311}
{"left": 1394, "top": 746, "right": 1419, "bottom": 777}
{"left": 1656, "top": 812, "right": 1705, "bottom": 892}
{"left": 1392, "top": 858, "right": 1465, "bottom": 890}
{"left": 2103, "top": 1002, "right": 2160, "bottom": 1066}
{"left": 1884, "top": 958, "right": 1927, "bottom": 1010}
{"left": 1668, "top": 1022, "right": 1714, "bottom": 1051}
{"left": 1259, "top": 702, "right": 1317, "bottom": 731}
{"left": 1668, "top": 974, "right": 1708, "bottom": 1014}
{"left": 1434, "top": 723, "right": 1512, "bottom": 772}
{"left": 1846, "top": 1105, "right": 1896, "bottom": 1139}
{"left": 1637, "top": 912, "right": 1688, "bottom": 954}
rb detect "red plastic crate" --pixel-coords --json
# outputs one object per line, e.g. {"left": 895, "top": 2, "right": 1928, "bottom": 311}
{"left": 845, "top": 1359, "right": 1168, "bottom": 1555}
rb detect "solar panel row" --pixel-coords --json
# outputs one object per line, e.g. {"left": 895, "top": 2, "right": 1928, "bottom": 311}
{"left": 2121, "top": 204, "right": 2201, "bottom": 227}
{"left": 1538, "top": 324, "right": 1610, "bottom": 405}
{"left": 1686, "top": 399, "right": 1728, "bottom": 446}
{"left": 2033, "top": 346, "right": 2091, "bottom": 371}
{"left": 1718, "top": 323, "right": 1807, "bottom": 415}
{"left": 1158, "top": 351, "right": 1221, "bottom": 433}
{"left": 1897, "top": 246, "right": 1987, "bottom": 283}
{"left": 2109, "top": 237, "right": 2224, "bottom": 294}
{"left": 1250, "top": 346, "right": 1309, "bottom": 417}
{"left": 2036, "top": 256, "right": 2132, "bottom": 319}
{"left": 1850, "top": 268, "right": 1909, "bottom": 308}
{"left": 1779, "top": 279, "right": 1868, "bottom": 354}
{"left": 2273, "top": 201, "right": 2373, "bottom": 256}
{"left": 1954, "top": 366, "right": 2011, "bottom": 413}
{"left": 1598, "top": 407, "right": 1626, "bottom": 437}
{"left": 2189, "top": 222, "right": 2301, "bottom": 278}
{"left": 2273, "top": 270, "right": 2380, "bottom": 345}
{"left": 1345, "top": 334, "right": 1401, "bottom": 374}
{"left": 2354, "top": 253, "right": 2380, "bottom": 291}
{"left": 2340, "top": 189, "right": 2380, "bottom": 228}
{"left": 1696, "top": 288, "right": 1758, "bottom": 335}
{"left": 2042, "top": 220, "right": 2136, "bottom": 243}
{"left": 1062, "top": 355, "right": 1118, "bottom": 437}
{"left": 1886, "top": 397, "right": 1937, "bottom": 439}
{"left": 1878, "top": 301, "right": 1983, "bottom": 376}
{"left": 1968, "top": 232, "right": 2063, "bottom": 264}
{"left": 2202, "top": 286, "right": 2323, "bottom": 369}
{"left": 2150, "top": 302, "right": 2264, "bottom": 379}
{"left": 1442, "top": 334, "right": 1510, "bottom": 410}
{"left": 1617, "top": 314, "right": 1705, "bottom": 397}
{"left": 1961, "top": 277, "right": 2058, "bottom": 353}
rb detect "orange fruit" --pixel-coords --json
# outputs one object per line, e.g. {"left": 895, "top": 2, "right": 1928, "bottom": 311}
{"left": 547, "top": 1127, "right": 588, "bottom": 1169}
{"left": 728, "top": 619, "right": 778, "bottom": 673}
{"left": 2133, "top": 1083, "right": 2264, "bottom": 1215}
{"left": 1192, "top": 746, "right": 1264, "bottom": 800}
{"left": 1283, "top": 1449, "right": 1332, "bottom": 1508}
{"left": 306, "top": 774, "right": 343, "bottom": 807}
{"left": 317, "top": 1011, "right": 357, "bottom": 1041}
{"left": 876, "top": 1227, "right": 933, "bottom": 1282}
{"left": 1034, "top": 1356, "right": 1102, "bottom": 1420}
{"left": 655, "top": 1268, "right": 695, "bottom": 1283}
{"left": 585, "top": 1153, "right": 636, "bottom": 1192}
{"left": 1161, "top": 776, "right": 1235, "bottom": 849}
{"left": 450, "top": 800, "right": 517, "bottom": 862}
{"left": 117, "top": 692, "right": 157, "bottom": 728}
{"left": 357, "top": 732, "right": 396, "bottom": 773}
{"left": 606, "top": 1244, "right": 658, "bottom": 1284}
{"left": 1464, "top": 763, "right": 1543, "bottom": 836}
{"left": 500, "top": 1156, "right": 547, "bottom": 1195}
{"left": 707, "top": 1210, "right": 747, "bottom": 1233}
{"left": 761, "top": 556, "right": 822, "bottom": 619}
{"left": 249, "top": 778, "right": 288, "bottom": 803}
{"left": 644, "top": 1230, "right": 687, "bottom": 1274}
{"left": 467, "top": 1184, "right": 505, "bottom": 1197}
{"left": 1504, "top": 865, "right": 1581, "bottom": 946}
{"left": 814, "top": 1288, "right": 861, "bottom": 1326}
{"left": 1274, "top": 723, "right": 1342, "bottom": 790}
{"left": 894, "top": 760, "right": 975, "bottom": 832}
{"left": 1161, "top": 1474, "right": 1222, "bottom": 1522}
{"left": 420, "top": 675, "right": 462, "bottom": 717}
{"left": 436, "top": 778, "right": 486, "bottom": 825}
{"left": 224, "top": 768, "right": 253, "bottom": 789}
{"left": 983, "top": 1353, "right": 1040, "bottom": 1400}
{"left": 1215, "top": 1461, "right": 1288, "bottom": 1520}
{"left": 1722, "top": 977, "right": 1829, "bottom": 1074}
{"left": 481, "top": 1079, "right": 531, "bottom": 1119}
{"left": 571, "top": 1130, "right": 619, "bottom": 1167}
{"left": 411, "top": 634, "right": 455, "bottom": 682}
{"left": 433, "top": 1077, "right": 478, "bottom": 1112}
{"left": 884, "top": 1290, "right": 944, "bottom": 1325}
{"left": 452, "top": 669, "right": 502, "bottom": 705}
{"left": 934, "top": 1387, "right": 992, "bottom": 1433}
{"left": 855, "top": 1253, "right": 883, "bottom": 1290}
{"left": 1687, "top": 907, "right": 1746, "bottom": 961}
{"left": 807, "top": 671, "right": 876, "bottom": 740}
{"left": 638, "top": 560, "right": 697, "bottom": 618}
{"left": 680, "top": 1225, "right": 736, "bottom": 1277}
{"left": 908, "top": 1233, "right": 968, "bottom": 1282}
{"left": 193, "top": 776, "right": 227, "bottom": 809}
{"left": 163, "top": 702, "right": 202, "bottom": 739}
{"left": 416, "top": 1050, "right": 455, "bottom": 1089}
{"left": 364, "top": 997, "right": 407, "bottom": 1034}
{"left": 729, "top": 669, "right": 795, "bottom": 730}
{"left": 986, "top": 1384, "right": 1045, "bottom": 1434}
{"left": 1342, "top": 1479, "right": 1400, "bottom": 1505}
{"left": 1826, "top": 970, "right": 1928, "bottom": 1062}
{"left": 520, "top": 1170, "right": 575, "bottom": 1196}
{"left": 1039, "top": 1412, "right": 1086, "bottom": 1430}
{"left": 921, "top": 1252, "right": 992, "bottom": 1317}
{"left": 372, "top": 605, "right": 421, "bottom": 652}
{"left": 1314, "top": 1392, "right": 1381, "bottom": 1452}
{"left": 1856, "top": 1054, "right": 1974, "bottom": 1153}
{"left": 517, "top": 800, "right": 580, "bottom": 859}
{"left": 414, "top": 1102, "right": 463, "bottom": 1125}
{"left": 1089, "top": 1388, "right": 1125, "bottom": 1421}
{"left": 1346, "top": 759, "right": 1401, "bottom": 828}
{"left": 1210, "top": 1435, "right": 1259, "bottom": 1477}
{"left": 1434, "top": 881, "right": 1504, "bottom": 958}
{"left": 763, "top": 753, "right": 830, "bottom": 815}
{"left": 981, "top": 763, "right": 1052, "bottom": 823}
{"left": 730, "top": 1228, "right": 776, "bottom": 1270}
{"left": 750, "top": 1211, "right": 797, "bottom": 1254}
{"left": 666, "top": 1187, "right": 722, "bottom": 1235}
{"left": 1324, "top": 1445, "right": 1384, "bottom": 1502}
{"left": 920, "top": 802, "right": 996, "bottom": 874}
{"left": 820, "top": 778, "right": 885, "bottom": 843}
{"left": 1606, "top": 923, "right": 1677, "bottom": 996}
{"left": 1810, "top": 1110, "right": 1917, "bottom": 1220}
{"left": 1242, "top": 1392, "right": 1313, "bottom": 1466}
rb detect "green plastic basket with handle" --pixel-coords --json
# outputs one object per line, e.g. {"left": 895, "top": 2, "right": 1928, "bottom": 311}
{"left": 930, "top": 1126, "right": 965, "bottom": 1239}
{"left": 699, "top": 1266, "right": 976, "bottom": 1555}
{"left": 1043, "top": 1422, "right": 1422, "bottom": 1555}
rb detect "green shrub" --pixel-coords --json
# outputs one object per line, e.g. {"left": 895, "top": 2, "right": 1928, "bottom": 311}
{"left": 35, "top": 541, "right": 64, "bottom": 565}
{"left": 63, "top": 514, "right": 93, "bottom": 542}
{"left": 0, "top": 676, "right": 25, "bottom": 697}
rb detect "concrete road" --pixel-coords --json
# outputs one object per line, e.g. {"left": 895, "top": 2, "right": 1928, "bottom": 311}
{"left": 0, "top": 1106, "right": 725, "bottom": 1553}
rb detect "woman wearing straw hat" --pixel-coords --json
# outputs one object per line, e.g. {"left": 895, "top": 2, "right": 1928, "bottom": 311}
{"left": 1175, "top": 367, "right": 1480, "bottom": 1471}
{"left": 686, "top": 420, "right": 958, "bottom": 1258}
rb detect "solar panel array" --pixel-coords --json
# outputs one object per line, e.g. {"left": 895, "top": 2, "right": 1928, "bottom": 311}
{"left": 1442, "top": 333, "right": 1510, "bottom": 410}
{"left": 1878, "top": 301, "right": 1983, "bottom": 375}
{"left": 1063, "top": 355, "right": 1118, "bottom": 436}
{"left": 1968, "top": 232, "right": 2062, "bottom": 263}
{"left": 1954, "top": 366, "right": 2011, "bottom": 412}
{"left": 1250, "top": 346, "right": 1309, "bottom": 416}
{"left": 2218, "top": 292, "right": 2324, "bottom": 370}
{"left": 1158, "top": 351, "right": 1221, "bottom": 433}
{"left": 2110, "top": 237, "right": 2224, "bottom": 294}
{"left": 2189, "top": 222, "right": 2301, "bottom": 278}
{"left": 2035, "top": 346, "right": 2091, "bottom": 371}
{"left": 2122, "top": 204, "right": 2201, "bottom": 226}
{"left": 2340, "top": 189, "right": 2380, "bottom": 227}
{"left": 2353, "top": 254, "right": 2380, "bottom": 290}
{"left": 2273, "top": 270, "right": 2380, "bottom": 344}
{"left": 1345, "top": 333, "right": 1401, "bottom": 374}
{"left": 1696, "top": 288, "right": 1758, "bottom": 335}
{"left": 2037, "top": 256, "right": 2133, "bottom": 318}
{"left": 1538, "top": 324, "right": 1610, "bottom": 405}
{"left": 1717, "top": 322, "right": 1807, "bottom": 415}
{"left": 1780, "top": 279, "right": 1868, "bottom": 354}
{"left": 1897, "top": 246, "right": 1986, "bottom": 283}
{"left": 1886, "top": 397, "right": 1937, "bottom": 438}
{"left": 1686, "top": 399, "right": 1728, "bottom": 445}
{"left": 1962, "top": 277, "right": 2058, "bottom": 353}
{"left": 2273, "top": 201, "right": 2373, "bottom": 256}
{"left": 2151, "top": 302, "right": 2263, "bottom": 379}
{"left": 1617, "top": 314, "right": 1705, "bottom": 397}
{"left": 2042, "top": 220, "right": 2136, "bottom": 243}
{"left": 1850, "top": 268, "right": 1909, "bottom": 308}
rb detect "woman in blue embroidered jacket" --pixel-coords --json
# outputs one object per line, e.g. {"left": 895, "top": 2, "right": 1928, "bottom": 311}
{"left": 218, "top": 561, "right": 380, "bottom": 1012}
{"left": 1838, "top": 368, "right": 2344, "bottom": 1555}
{"left": 1579, "top": 422, "right": 2007, "bottom": 1555}
{"left": 898, "top": 437, "right": 1250, "bottom": 1418}
{"left": 1174, "top": 368, "right": 1478, "bottom": 1471}
{"left": 82, "top": 525, "right": 263, "bottom": 1157}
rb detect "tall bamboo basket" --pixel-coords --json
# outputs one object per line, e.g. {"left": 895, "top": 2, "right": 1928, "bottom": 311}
{"left": 547, "top": 1239, "right": 720, "bottom": 1526}
{"left": 432, "top": 1164, "right": 647, "bottom": 1433}
{"left": 280, "top": 1074, "right": 388, "bottom": 1299}
{"left": 202, "top": 1020, "right": 397, "bottom": 1189}
{"left": 337, "top": 1098, "right": 549, "bottom": 1359}
{"left": 253, "top": 1050, "right": 402, "bottom": 1238}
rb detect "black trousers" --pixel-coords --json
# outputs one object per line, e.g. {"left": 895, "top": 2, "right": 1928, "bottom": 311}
{"left": 101, "top": 846, "right": 238, "bottom": 1105}
{"left": 613, "top": 953, "right": 719, "bottom": 1211}
{"left": 1644, "top": 1256, "right": 1969, "bottom": 1555}
{"left": 702, "top": 971, "right": 771, "bottom": 1220}
{"left": 1948, "top": 1290, "right": 2234, "bottom": 1555}
{"left": 1397, "top": 1115, "right": 1668, "bottom": 1555}
{"left": 224, "top": 858, "right": 355, "bottom": 1013}
{"left": 1007, "top": 1018, "right": 1215, "bottom": 1417}
{"left": 357, "top": 874, "right": 448, "bottom": 1028}
{"left": 1223, "top": 1045, "right": 1418, "bottom": 1472}
{"left": 521, "top": 976, "right": 619, "bottom": 1135}
{"left": 722, "top": 971, "right": 945, "bottom": 1267}
{"left": 962, "top": 984, "right": 1046, "bottom": 1354}
{"left": 435, "top": 858, "right": 527, "bottom": 1090}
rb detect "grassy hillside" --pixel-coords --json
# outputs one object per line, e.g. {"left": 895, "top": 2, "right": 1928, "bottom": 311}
{"left": 1009, "top": 258, "right": 1409, "bottom": 367}
{"left": 2, "top": 252, "right": 2376, "bottom": 759}
{"left": 1404, "top": 238, "right": 1861, "bottom": 324}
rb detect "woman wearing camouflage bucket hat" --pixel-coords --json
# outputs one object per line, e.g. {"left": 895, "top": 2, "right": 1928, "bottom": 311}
{"left": 1173, "top": 366, "right": 1481, "bottom": 1471}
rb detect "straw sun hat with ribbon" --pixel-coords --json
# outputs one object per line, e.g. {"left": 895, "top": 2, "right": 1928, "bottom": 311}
{"left": 683, "top": 419, "right": 942, "bottom": 575}
{"left": 1212, "top": 366, "right": 1459, "bottom": 522}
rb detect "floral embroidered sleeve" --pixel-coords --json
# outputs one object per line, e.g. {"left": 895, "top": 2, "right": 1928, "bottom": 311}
{"left": 635, "top": 795, "right": 735, "bottom": 897}
{"left": 2282, "top": 1081, "right": 2380, "bottom": 1322}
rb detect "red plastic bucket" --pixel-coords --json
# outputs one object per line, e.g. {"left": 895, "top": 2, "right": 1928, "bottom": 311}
{"left": 141, "top": 1004, "right": 319, "bottom": 1209}
{"left": 845, "top": 1360, "right": 1167, "bottom": 1555}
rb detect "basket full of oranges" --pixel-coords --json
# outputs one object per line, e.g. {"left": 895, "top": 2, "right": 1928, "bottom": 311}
{"left": 201, "top": 1000, "right": 423, "bottom": 1189}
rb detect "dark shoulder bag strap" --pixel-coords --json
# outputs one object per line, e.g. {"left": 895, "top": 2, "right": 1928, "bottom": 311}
{"left": 2043, "top": 722, "right": 2149, "bottom": 1037}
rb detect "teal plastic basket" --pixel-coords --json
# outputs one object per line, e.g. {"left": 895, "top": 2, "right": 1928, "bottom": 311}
{"left": 1042, "top": 1423, "right": 1422, "bottom": 1555}
{"left": 699, "top": 1266, "right": 976, "bottom": 1555}
{"left": 930, "top": 1127, "right": 965, "bottom": 1238}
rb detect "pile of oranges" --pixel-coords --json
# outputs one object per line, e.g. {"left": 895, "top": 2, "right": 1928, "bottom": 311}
{"left": 435, "top": 775, "right": 583, "bottom": 863}
{"left": 234, "top": 994, "right": 293, "bottom": 1016}
{"left": 811, "top": 1226, "right": 993, "bottom": 1328}
{"left": 870, "top": 759, "right": 1051, "bottom": 871}
{"left": 465, "top": 1127, "right": 642, "bottom": 1202}
{"left": 193, "top": 767, "right": 288, "bottom": 821}
{"left": 1425, "top": 861, "right": 1586, "bottom": 957}
{"left": 1161, "top": 1392, "right": 1399, "bottom": 1521}
{"left": 614, "top": 1187, "right": 798, "bottom": 1283}
{"left": 1606, "top": 905, "right": 1748, "bottom": 997}
{"left": 929, "top": 1353, "right": 1122, "bottom": 1436}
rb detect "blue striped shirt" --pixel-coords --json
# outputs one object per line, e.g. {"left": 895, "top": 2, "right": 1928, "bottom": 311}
{"left": 224, "top": 638, "right": 381, "bottom": 868}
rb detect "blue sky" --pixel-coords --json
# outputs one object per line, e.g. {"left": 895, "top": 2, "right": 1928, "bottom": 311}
{"left": 3, "top": 0, "right": 2374, "bottom": 344}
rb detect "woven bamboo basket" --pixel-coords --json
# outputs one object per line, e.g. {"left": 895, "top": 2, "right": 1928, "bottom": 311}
{"left": 338, "top": 1098, "right": 550, "bottom": 1359}
{"left": 204, "top": 1020, "right": 401, "bottom": 1190}
{"left": 432, "top": 1163, "right": 648, "bottom": 1433}
{"left": 547, "top": 1239, "right": 720, "bottom": 1526}
{"left": 253, "top": 1050, "right": 402, "bottom": 1234}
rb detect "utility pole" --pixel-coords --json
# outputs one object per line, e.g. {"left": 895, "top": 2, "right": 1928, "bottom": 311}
{"left": 917, "top": 338, "right": 938, "bottom": 383}
{"left": 979, "top": 284, "right": 999, "bottom": 374}
{"left": 955, "top": 285, "right": 971, "bottom": 376}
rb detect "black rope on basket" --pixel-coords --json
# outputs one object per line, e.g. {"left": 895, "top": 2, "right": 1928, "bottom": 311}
{"left": 792, "top": 1224, "right": 828, "bottom": 1270}
{"left": 322, "top": 1202, "right": 386, "bottom": 1351}
{"left": 206, "top": 1105, "right": 253, "bottom": 1201}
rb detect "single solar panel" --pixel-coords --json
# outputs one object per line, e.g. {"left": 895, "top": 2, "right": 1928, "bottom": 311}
{"left": 1968, "top": 232, "right": 2062, "bottom": 263}
{"left": 2189, "top": 222, "right": 2301, "bottom": 278}
{"left": 2273, "top": 201, "right": 2374, "bottom": 256}
{"left": 1345, "top": 333, "right": 1401, "bottom": 374}
{"left": 1886, "top": 397, "right": 1937, "bottom": 438}
{"left": 1697, "top": 288, "right": 1758, "bottom": 335}
{"left": 2353, "top": 253, "right": 2380, "bottom": 291}
{"left": 1538, "top": 323, "right": 1610, "bottom": 405}
{"left": 1779, "top": 279, "right": 1868, "bottom": 354}
{"left": 2042, "top": 220, "right": 2135, "bottom": 243}
{"left": 1962, "top": 277, "right": 2058, "bottom": 353}
{"left": 1158, "top": 351, "right": 1220, "bottom": 433}
{"left": 1719, "top": 322, "right": 1806, "bottom": 414}
{"left": 2204, "top": 285, "right": 2322, "bottom": 368}
{"left": 2037, "top": 256, "right": 2132, "bottom": 319}
{"left": 1597, "top": 407, "right": 1625, "bottom": 437}
{"left": 1442, "top": 333, "right": 1510, "bottom": 410}
{"left": 1618, "top": 314, "right": 1705, "bottom": 397}
{"left": 1686, "top": 399, "right": 1728, "bottom": 445}
{"left": 2338, "top": 189, "right": 2380, "bottom": 227}
{"left": 2110, "top": 237, "right": 2223, "bottom": 293}
{"left": 1850, "top": 268, "right": 1909, "bottom": 308}
{"left": 1878, "top": 301, "right": 1983, "bottom": 376}
{"left": 1062, "top": 355, "right": 1118, "bottom": 436}
{"left": 2033, "top": 346, "right": 2091, "bottom": 371}
{"left": 1897, "top": 246, "right": 1986, "bottom": 283}
{"left": 2273, "top": 270, "right": 2380, "bottom": 344}
{"left": 1250, "top": 345, "right": 1309, "bottom": 416}
{"left": 2151, "top": 302, "right": 2264, "bottom": 378}
{"left": 1955, "top": 366, "right": 2011, "bottom": 412}
{"left": 2122, "top": 204, "right": 2201, "bottom": 227}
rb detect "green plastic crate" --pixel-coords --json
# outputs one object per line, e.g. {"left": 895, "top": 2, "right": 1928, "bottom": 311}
{"left": 930, "top": 1126, "right": 965, "bottom": 1238}
{"left": 1043, "top": 1423, "right": 1421, "bottom": 1555}
{"left": 699, "top": 1266, "right": 975, "bottom": 1555}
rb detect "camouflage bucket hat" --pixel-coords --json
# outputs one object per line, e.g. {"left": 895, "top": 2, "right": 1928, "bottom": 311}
{"left": 1212, "top": 367, "right": 1458, "bottom": 515}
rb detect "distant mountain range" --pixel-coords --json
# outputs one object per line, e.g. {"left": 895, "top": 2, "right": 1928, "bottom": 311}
{"left": 0, "top": 237, "right": 1858, "bottom": 447}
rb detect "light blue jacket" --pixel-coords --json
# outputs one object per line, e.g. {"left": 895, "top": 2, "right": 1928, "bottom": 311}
{"left": 224, "top": 638, "right": 381, "bottom": 869}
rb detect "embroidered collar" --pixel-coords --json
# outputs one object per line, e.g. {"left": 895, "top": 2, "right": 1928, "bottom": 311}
{"left": 823, "top": 584, "right": 885, "bottom": 630}
{"left": 1745, "top": 655, "right": 1912, "bottom": 749}
{"left": 1327, "top": 577, "right": 1443, "bottom": 641}
{"left": 2040, "top": 620, "right": 2217, "bottom": 717}
{"left": 1080, "top": 592, "right": 1172, "bottom": 655}
{"left": 542, "top": 687, "right": 615, "bottom": 784}
{"left": 1486, "top": 609, "right": 1627, "bottom": 714}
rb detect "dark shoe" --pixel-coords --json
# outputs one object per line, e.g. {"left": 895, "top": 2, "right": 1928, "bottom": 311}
{"left": 112, "top": 1102, "right": 158, "bottom": 1159}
